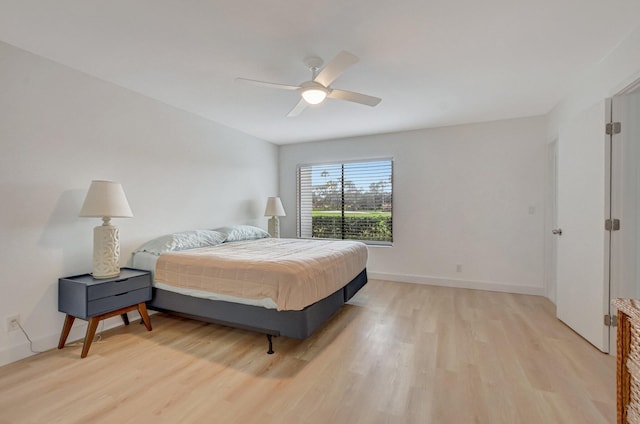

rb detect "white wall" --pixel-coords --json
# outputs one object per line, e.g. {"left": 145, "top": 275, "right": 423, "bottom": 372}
{"left": 279, "top": 116, "right": 547, "bottom": 295}
{"left": 0, "top": 41, "right": 279, "bottom": 366}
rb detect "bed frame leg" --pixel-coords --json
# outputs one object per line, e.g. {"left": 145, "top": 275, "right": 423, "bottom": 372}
{"left": 266, "top": 334, "right": 275, "bottom": 355}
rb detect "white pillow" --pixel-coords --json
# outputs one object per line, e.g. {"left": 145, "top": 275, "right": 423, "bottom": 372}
{"left": 214, "top": 225, "right": 270, "bottom": 242}
{"left": 135, "top": 230, "right": 226, "bottom": 255}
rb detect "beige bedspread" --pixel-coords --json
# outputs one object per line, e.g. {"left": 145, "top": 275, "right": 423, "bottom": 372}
{"left": 155, "top": 238, "right": 368, "bottom": 311}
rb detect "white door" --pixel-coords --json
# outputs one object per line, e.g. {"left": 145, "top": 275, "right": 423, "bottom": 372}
{"left": 556, "top": 100, "right": 609, "bottom": 352}
{"left": 609, "top": 85, "right": 640, "bottom": 353}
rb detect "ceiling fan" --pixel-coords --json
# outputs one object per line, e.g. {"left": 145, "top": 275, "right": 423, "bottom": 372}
{"left": 236, "top": 51, "right": 382, "bottom": 117}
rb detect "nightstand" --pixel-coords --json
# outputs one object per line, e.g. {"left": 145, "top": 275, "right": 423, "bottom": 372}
{"left": 57, "top": 268, "right": 152, "bottom": 358}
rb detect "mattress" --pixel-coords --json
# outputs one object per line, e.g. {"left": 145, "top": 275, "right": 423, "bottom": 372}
{"left": 148, "top": 238, "right": 368, "bottom": 311}
{"left": 132, "top": 251, "right": 278, "bottom": 309}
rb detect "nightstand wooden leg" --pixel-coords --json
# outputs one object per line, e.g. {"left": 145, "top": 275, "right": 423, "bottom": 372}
{"left": 121, "top": 313, "right": 130, "bottom": 325}
{"left": 58, "top": 314, "right": 75, "bottom": 349}
{"left": 81, "top": 318, "right": 100, "bottom": 358}
{"left": 138, "top": 303, "right": 152, "bottom": 331}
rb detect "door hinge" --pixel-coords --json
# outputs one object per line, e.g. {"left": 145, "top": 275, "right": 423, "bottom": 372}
{"left": 606, "top": 122, "right": 621, "bottom": 135}
{"left": 605, "top": 314, "right": 618, "bottom": 327}
{"left": 605, "top": 218, "right": 620, "bottom": 231}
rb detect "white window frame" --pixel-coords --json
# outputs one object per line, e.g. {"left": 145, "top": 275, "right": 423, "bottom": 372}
{"left": 296, "top": 158, "right": 393, "bottom": 245}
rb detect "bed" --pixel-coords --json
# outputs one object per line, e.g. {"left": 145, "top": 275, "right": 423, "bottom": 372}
{"left": 131, "top": 225, "right": 368, "bottom": 353}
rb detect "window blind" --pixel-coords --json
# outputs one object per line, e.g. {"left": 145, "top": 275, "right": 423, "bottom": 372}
{"left": 297, "top": 159, "right": 393, "bottom": 244}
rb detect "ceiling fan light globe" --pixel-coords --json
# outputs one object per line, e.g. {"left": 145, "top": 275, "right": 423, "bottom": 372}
{"left": 302, "top": 88, "right": 327, "bottom": 105}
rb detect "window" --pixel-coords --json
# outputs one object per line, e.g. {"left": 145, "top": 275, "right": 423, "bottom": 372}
{"left": 297, "top": 159, "right": 393, "bottom": 245}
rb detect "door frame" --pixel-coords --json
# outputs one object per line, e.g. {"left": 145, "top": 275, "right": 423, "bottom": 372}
{"left": 608, "top": 78, "right": 640, "bottom": 354}
{"left": 605, "top": 97, "right": 613, "bottom": 353}
{"left": 544, "top": 140, "right": 558, "bottom": 303}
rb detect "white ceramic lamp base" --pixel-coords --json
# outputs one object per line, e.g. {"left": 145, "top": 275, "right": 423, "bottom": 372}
{"left": 268, "top": 216, "right": 280, "bottom": 238}
{"left": 92, "top": 223, "right": 121, "bottom": 279}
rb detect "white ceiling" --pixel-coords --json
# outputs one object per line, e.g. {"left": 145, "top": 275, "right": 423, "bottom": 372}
{"left": 1, "top": 0, "right": 639, "bottom": 144}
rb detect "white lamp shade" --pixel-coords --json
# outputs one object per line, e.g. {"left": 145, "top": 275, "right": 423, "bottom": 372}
{"left": 264, "top": 197, "right": 286, "bottom": 217}
{"left": 79, "top": 180, "right": 133, "bottom": 218}
{"left": 301, "top": 88, "right": 327, "bottom": 105}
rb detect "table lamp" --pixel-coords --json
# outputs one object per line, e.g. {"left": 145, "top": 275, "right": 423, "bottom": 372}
{"left": 79, "top": 180, "right": 133, "bottom": 278}
{"left": 264, "top": 197, "right": 286, "bottom": 238}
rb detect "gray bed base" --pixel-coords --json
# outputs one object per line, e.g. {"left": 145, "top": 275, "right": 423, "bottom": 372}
{"left": 146, "top": 269, "right": 368, "bottom": 353}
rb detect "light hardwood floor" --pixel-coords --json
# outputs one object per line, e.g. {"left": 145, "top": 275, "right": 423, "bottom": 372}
{"left": 0, "top": 280, "right": 615, "bottom": 423}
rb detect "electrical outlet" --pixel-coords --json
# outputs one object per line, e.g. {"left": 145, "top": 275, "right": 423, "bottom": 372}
{"left": 456, "top": 264, "right": 463, "bottom": 273}
{"left": 6, "top": 315, "right": 20, "bottom": 332}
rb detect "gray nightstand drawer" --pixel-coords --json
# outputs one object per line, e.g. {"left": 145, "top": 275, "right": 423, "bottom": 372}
{"left": 87, "top": 274, "right": 150, "bottom": 301}
{"left": 87, "top": 287, "right": 152, "bottom": 316}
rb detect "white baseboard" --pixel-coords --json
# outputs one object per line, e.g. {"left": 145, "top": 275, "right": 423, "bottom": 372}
{"left": 367, "top": 272, "right": 545, "bottom": 296}
{"left": 0, "top": 311, "right": 145, "bottom": 367}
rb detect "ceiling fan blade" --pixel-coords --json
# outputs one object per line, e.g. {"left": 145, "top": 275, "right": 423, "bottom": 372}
{"left": 314, "top": 51, "right": 359, "bottom": 87}
{"left": 287, "top": 98, "right": 308, "bottom": 117}
{"left": 235, "top": 77, "right": 300, "bottom": 91}
{"left": 328, "top": 89, "right": 381, "bottom": 107}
